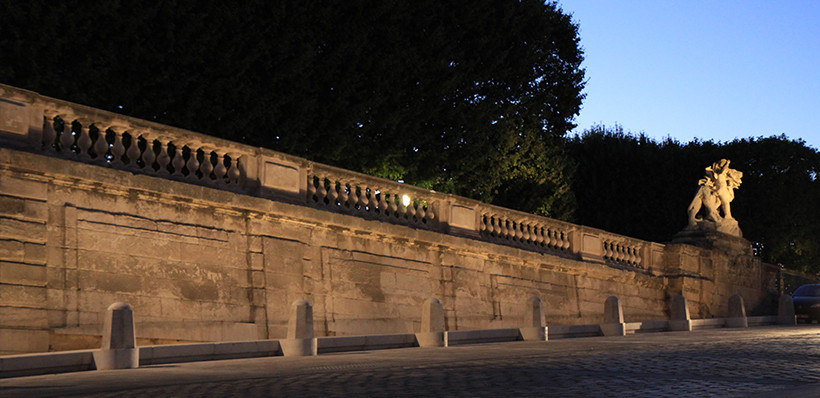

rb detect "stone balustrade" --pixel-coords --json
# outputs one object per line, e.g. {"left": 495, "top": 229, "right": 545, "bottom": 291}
{"left": 306, "top": 163, "right": 439, "bottom": 229}
{"left": 479, "top": 208, "right": 573, "bottom": 254}
{"left": 601, "top": 234, "right": 645, "bottom": 267}
{"left": 0, "top": 83, "right": 662, "bottom": 268}
{"left": 40, "top": 113, "right": 248, "bottom": 189}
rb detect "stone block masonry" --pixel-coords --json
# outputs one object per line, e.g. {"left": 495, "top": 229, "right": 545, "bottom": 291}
{"left": 0, "top": 84, "right": 782, "bottom": 354}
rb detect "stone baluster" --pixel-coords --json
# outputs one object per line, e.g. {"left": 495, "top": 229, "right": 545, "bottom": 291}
{"left": 227, "top": 153, "right": 241, "bottom": 183}
{"left": 75, "top": 121, "right": 93, "bottom": 159}
{"left": 306, "top": 176, "right": 317, "bottom": 202}
{"left": 41, "top": 114, "right": 57, "bottom": 150}
{"left": 199, "top": 148, "right": 214, "bottom": 180}
{"left": 140, "top": 134, "right": 156, "bottom": 171}
{"left": 310, "top": 176, "right": 322, "bottom": 203}
{"left": 316, "top": 178, "right": 329, "bottom": 205}
{"left": 409, "top": 199, "right": 417, "bottom": 220}
{"left": 534, "top": 226, "right": 544, "bottom": 245}
{"left": 389, "top": 193, "right": 398, "bottom": 217}
{"left": 359, "top": 186, "right": 370, "bottom": 210}
{"left": 328, "top": 180, "right": 340, "bottom": 206}
{"left": 348, "top": 184, "right": 359, "bottom": 209}
{"left": 155, "top": 138, "right": 171, "bottom": 175}
{"left": 322, "top": 178, "right": 334, "bottom": 206}
{"left": 416, "top": 201, "right": 426, "bottom": 221}
{"left": 124, "top": 132, "right": 141, "bottom": 168}
{"left": 377, "top": 191, "right": 387, "bottom": 214}
{"left": 338, "top": 182, "right": 349, "bottom": 207}
{"left": 398, "top": 197, "right": 408, "bottom": 219}
{"left": 562, "top": 232, "right": 571, "bottom": 250}
{"left": 170, "top": 144, "right": 185, "bottom": 175}
{"left": 214, "top": 153, "right": 227, "bottom": 182}
{"left": 110, "top": 129, "right": 126, "bottom": 166}
{"left": 185, "top": 145, "right": 200, "bottom": 178}
{"left": 93, "top": 125, "right": 110, "bottom": 161}
{"left": 59, "top": 118, "right": 75, "bottom": 152}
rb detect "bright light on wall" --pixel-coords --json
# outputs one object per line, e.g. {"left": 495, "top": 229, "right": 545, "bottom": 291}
{"left": 402, "top": 195, "right": 411, "bottom": 207}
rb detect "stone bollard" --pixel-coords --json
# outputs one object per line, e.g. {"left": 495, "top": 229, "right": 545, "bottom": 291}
{"left": 600, "top": 296, "right": 626, "bottom": 336}
{"left": 520, "top": 296, "right": 548, "bottom": 341}
{"left": 777, "top": 294, "right": 796, "bottom": 325}
{"left": 416, "top": 297, "right": 445, "bottom": 347}
{"left": 281, "top": 299, "right": 317, "bottom": 356}
{"left": 93, "top": 302, "right": 139, "bottom": 370}
{"left": 669, "top": 295, "right": 693, "bottom": 332}
{"left": 726, "top": 294, "right": 748, "bottom": 328}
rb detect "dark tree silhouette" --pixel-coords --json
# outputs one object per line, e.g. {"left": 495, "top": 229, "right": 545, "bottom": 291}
{"left": 569, "top": 126, "right": 820, "bottom": 274}
{"left": 1, "top": 0, "right": 585, "bottom": 218}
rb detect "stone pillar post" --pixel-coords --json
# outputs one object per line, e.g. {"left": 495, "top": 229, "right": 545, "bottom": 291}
{"left": 600, "top": 296, "right": 626, "bottom": 336}
{"left": 93, "top": 302, "right": 139, "bottom": 370}
{"left": 416, "top": 298, "right": 445, "bottom": 347}
{"left": 281, "top": 299, "right": 317, "bottom": 356}
{"left": 726, "top": 294, "right": 748, "bottom": 328}
{"left": 777, "top": 294, "right": 796, "bottom": 325}
{"left": 520, "top": 296, "right": 548, "bottom": 341}
{"left": 669, "top": 295, "right": 693, "bottom": 331}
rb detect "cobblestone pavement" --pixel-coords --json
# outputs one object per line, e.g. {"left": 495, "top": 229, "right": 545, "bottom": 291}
{"left": 2, "top": 325, "right": 819, "bottom": 397}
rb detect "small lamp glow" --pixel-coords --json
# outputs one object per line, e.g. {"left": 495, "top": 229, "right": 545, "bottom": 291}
{"left": 401, "top": 194, "right": 411, "bottom": 207}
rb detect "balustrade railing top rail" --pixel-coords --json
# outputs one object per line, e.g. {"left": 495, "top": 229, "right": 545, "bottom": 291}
{"left": 0, "top": 84, "right": 665, "bottom": 267}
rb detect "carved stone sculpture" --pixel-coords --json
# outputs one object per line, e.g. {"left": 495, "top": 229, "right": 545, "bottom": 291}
{"left": 686, "top": 159, "right": 743, "bottom": 236}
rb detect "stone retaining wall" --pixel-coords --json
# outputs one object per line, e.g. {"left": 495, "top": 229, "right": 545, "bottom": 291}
{"left": 0, "top": 85, "right": 780, "bottom": 354}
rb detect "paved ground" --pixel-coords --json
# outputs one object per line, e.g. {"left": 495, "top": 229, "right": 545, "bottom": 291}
{"left": 2, "top": 325, "right": 819, "bottom": 397}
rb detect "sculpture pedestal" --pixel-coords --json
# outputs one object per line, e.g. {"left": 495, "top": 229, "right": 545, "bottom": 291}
{"left": 672, "top": 226, "right": 752, "bottom": 257}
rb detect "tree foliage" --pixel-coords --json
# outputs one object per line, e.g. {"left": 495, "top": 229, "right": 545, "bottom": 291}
{"left": 0, "top": 0, "right": 585, "bottom": 218}
{"left": 569, "top": 126, "right": 820, "bottom": 274}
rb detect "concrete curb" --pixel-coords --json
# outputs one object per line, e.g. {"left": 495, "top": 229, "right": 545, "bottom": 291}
{"left": 0, "top": 316, "right": 789, "bottom": 379}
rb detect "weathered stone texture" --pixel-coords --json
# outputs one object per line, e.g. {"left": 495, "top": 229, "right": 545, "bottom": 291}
{"left": 0, "top": 147, "right": 778, "bottom": 354}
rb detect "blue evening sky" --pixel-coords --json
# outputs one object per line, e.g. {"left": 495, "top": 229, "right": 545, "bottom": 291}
{"left": 558, "top": 0, "right": 820, "bottom": 149}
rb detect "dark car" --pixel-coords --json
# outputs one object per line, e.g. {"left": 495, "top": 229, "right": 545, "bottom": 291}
{"left": 793, "top": 284, "right": 820, "bottom": 323}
